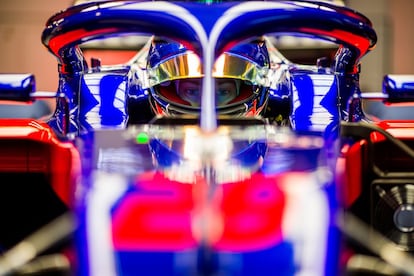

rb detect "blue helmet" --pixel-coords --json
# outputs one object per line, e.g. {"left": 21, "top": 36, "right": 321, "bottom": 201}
{"left": 146, "top": 37, "right": 271, "bottom": 117}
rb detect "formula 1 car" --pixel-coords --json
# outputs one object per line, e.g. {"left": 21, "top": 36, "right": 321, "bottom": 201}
{"left": 0, "top": 0, "right": 413, "bottom": 275}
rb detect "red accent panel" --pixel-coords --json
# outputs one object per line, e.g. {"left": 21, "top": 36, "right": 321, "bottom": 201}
{"left": 49, "top": 143, "right": 81, "bottom": 207}
{"left": 298, "top": 27, "right": 372, "bottom": 72}
{"left": 369, "top": 131, "right": 386, "bottom": 143}
{"left": 213, "top": 173, "right": 284, "bottom": 251}
{"left": 48, "top": 28, "right": 118, "bottom": 56}
{"left": 375, "top": 121, "right": 414, "bottom": 140}
{"left": 112, "top": 172, "right": 285, "bottom": 252}
{"left": 337, "top": 141, "right": 366, "bottom": 207}
{"left": 0, "top": 119, "right": 80, "bottom": 206}
{"left": 111, "top": 172, "right": 196, "bottom": 251}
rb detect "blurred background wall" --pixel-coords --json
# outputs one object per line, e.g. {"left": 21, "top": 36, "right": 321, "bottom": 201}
{"left": 0, "top": 0, "right": 413, "bottom": 93}
{"left": 347, "top": 0, "right": 414, "bottom": 92}
{"left": 0, "top": 0, "right": 72, "bottom": 92}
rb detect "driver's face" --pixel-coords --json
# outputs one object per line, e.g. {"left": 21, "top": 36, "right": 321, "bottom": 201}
{"left": 177, "top": 78, "right": 239, "bottom": 107}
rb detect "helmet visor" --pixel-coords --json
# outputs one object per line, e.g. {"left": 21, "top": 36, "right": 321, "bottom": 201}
{"left": 148, "top": 51, "right": 267, "bottom": 87}
{"left": 156, "top": 78, "right": 257, "bottom": 108}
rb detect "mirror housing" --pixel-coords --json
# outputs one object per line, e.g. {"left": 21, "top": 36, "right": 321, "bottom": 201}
{"left": 383, "top": 74, "right": 414, "bottom": 103}
{"left": 0, "top": 74, "right": 36, "bottom": 102}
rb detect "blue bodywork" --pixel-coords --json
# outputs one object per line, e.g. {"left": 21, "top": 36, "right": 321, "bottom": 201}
{"left": 41, "top": 0, "right": 376, "bottom": 136}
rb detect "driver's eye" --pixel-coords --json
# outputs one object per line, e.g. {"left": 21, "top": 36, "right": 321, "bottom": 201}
{"left": 217, "top": 89, "right": 230, "bottom": 96}
{"left": 184, "top": 89, "right": 199, "bottom": 97}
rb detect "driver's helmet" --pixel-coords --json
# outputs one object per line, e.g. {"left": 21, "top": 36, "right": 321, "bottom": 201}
{"left": 147, "top": 37, "right": 270, "bottom": 116}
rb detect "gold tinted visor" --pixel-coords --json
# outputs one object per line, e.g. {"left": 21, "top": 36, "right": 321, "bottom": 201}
{"left": 148, "top": 51, "right": 268, "bottom": 87}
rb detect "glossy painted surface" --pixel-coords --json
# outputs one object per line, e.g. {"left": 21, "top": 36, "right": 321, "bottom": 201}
{"left": 0, "top": 119, "right": 80, "bottom": 206}
{"left": 290, "top": 73, "right": 340, "bottom": 133}
{"left": 36, "top": 1, "right": 379, "bottom": 274}
{"left": 0, "top": 0, "right": 389, "bottom": 274}
{"left": 73, "top": 126, "right": 339, "bottom": 275}
{"left": 42, "top": 0, "right": 376, "bottom": 134}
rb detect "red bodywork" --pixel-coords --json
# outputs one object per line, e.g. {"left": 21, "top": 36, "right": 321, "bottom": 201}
{"left": 0, "top": 118, "right": 80, "bottom": 207}
{"left": 112, "top": 171, "right": 286, "bottom": 252}
{"left": 338, "top": 119, "right": 414, "bottom": 208}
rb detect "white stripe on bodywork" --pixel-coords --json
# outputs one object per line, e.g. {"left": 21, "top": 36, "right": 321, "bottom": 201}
{"left": 281, "top": 168, "right": 331, "bottom": 276}
{"left": 87, "top": 172, "right": 128, "bottom": 276}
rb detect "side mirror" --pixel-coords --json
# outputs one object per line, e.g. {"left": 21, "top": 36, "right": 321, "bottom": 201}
{"left": 383, "top": 74, "right": 414, "bottom": 103}
{"left": 0, "top": 74, "right": 36, "bottom": 102}
{"left": 0, "top": 74, "right": 57, "bottom": 102}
